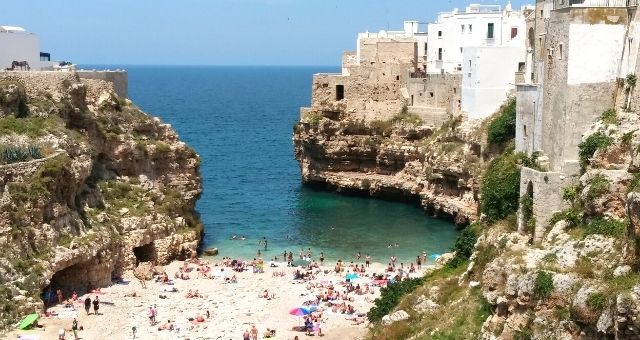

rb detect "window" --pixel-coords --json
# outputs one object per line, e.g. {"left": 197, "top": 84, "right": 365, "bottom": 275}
{"left": 424, "top": 43, "right": 428, "bottom": 53}
{"left": 460, "top": 47, "right": 463, "bottom": 53}
{"left": 396, "top": 75, "right": 400, "bottom": 81}
{"left": 540, "top": 10, "right": 543, "bottom": 17}
{"left": 336, "top": 85, "right": 344, "bottom": 101}
{"left": 438, "top": 30, "right": 442, "bottom": 37}
{"left": 487, "top": 23, "right": 495, "bottom": 39}
{"left": 438, "top": 48, "right": 443, "bottom": 61}
{"left": 559, "top": 44, "right": 564, "bottom": 60}
{"left": 469, "top": 24, "right": 473, "bottom": 33}
{"left": 429, "top": 92, "right": 434, "bottom": 98}
{"left": 461, "top": 25, "right": 465, "bottom": 33}
{"left": 511, "top": 27, "right": 518, "bottom": 39}
{"left": 453, "top": 87, "right": 457, "bottom": 94}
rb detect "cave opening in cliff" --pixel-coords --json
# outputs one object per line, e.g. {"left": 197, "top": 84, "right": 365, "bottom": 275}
{"left": 43, "top": 259, "right": 110, "bottom": 307}
{"left": 133, "top": 242, "right": 157, "bottom": 266}
{"left": 336, "top": 85, "right": 344, "bottom": 101}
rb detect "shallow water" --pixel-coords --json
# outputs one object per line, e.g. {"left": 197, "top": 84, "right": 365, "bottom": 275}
{"left": 89, "top": 65, "right": 459, "bottom": 264}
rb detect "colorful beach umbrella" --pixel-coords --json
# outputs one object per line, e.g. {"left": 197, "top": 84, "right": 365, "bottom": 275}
{"left": 289, "top": 307, "right": 312, "bottom": 316}
{"left": 18, "top": 313, "right": 39, "bottom": 330}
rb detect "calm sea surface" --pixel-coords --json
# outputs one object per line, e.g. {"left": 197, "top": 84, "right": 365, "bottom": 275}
{"left": 86, "top": 65, "right": 459, "bottom": 264}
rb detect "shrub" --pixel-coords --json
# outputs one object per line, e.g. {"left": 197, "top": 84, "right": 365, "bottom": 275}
{"left": 548, "top": 209, "right": 581, "bottom": 228}
{"left": 621, "top": 130, "right": 636, "bottom": 146}
{"left": 520, "top": 195, "right": 534, "bottom": 232}
{"left": 367, "top": 277, "right": 425, "bottom": 322}
{"left": 390, "top": 105, "right": 423, "bottom": 127}
{"left": 514, "top": 329, "right": 533, "bottom": 340}
{"left": 578, "top": 132, "right": 613, "bottom": 171}
{"left": 586, "top": 292, "right": 607, "bottom": 311}
{"left": 487, "top": 98, "right": 516, "bottom": 145}
{"left": 585, "top": 218, "right": 627, "bottom": 237}
{"left": 481, "top": 153, "right": 521, "bottom": 222}
{"left": 155, "top": 141, "right": 171, "bottom": 154}
{"left": 447, "top": 227, "right": 478, "bottom": 268}
{"left": 586, "top": 174, "right": 609, "bottom": 200}
{"left": 600, "top": 109, "right": 617, "bottom": 125}
{"left": 534, "top": 271, "right": 554, "bottom": 299}
{"left": 369, "top": 119, "right": 393, "bottom": 136}
{"left": 628, "top": 173, "right": 640, "bottom": 193}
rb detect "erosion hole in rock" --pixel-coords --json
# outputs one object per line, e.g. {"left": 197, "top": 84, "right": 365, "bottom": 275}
{"left": 43, "top": 259, "right": 111, "bottom": 306}
{"left": 133, "top": 242, "right": 157, "bottom": 267}
{"left": 336, "top": 84, "right": 344, "bottom": 101}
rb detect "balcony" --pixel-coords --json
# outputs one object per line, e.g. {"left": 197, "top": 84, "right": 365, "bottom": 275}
{"left": 554, "top": 0, "right": 638, "bottom": 9}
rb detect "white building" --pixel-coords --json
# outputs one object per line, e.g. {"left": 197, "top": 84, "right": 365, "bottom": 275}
{"left": 0, "top": 25, "right": 57, "bottom": 71}
{"left": 426, "top": 3, "right": 527, "bottom": 75}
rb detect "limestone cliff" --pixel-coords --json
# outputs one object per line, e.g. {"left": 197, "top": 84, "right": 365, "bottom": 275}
{"left": 0, "top": 72, "right": 202, "bottom": 329}
{"left": 293, "top": 108, "right": 494, "bottom": 225}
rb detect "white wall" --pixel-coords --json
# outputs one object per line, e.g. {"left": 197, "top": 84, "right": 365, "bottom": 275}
{"left": 567, "top": 24, "right": 626, "bottom": 85}
{"left": 0, "top": 32, "right": 41, "bottom": 70}
{"left": 461, "top": 45, "right": 525, "bottom": 119}
{"left": 426, "top": 8, "right": 526, "bottom": 74}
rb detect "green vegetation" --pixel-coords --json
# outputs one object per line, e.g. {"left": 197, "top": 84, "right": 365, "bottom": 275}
{"left": 549, "top": 209, "right": 581, "bottom": 229}
{"left": 155, "top": 141, "right": 171, "bottom": 154}
{"left": 447, "top": 227, "right": 478, "bottom": 269}
{"left": 578, "top": 132, "right": 613, "bottom": 171}
{"left": 0, "top": 144, "right": 42, "bottom": 165}
{"left": 391, "top": 105, "right": 423, "bottom": 126}
{"left": 480, "top": 153, "right": 522, "bottom": 222}
{"left": 514, "top": 329, "right": 533, "bottom": 340}
{"left": 584, "top": 218, "right": 627, "bottom": 237}
{"left": 98, "top": 180, "right": 150, "bottom": 216}
{"left": 534, "top": 271, "right": 554, "bottom": 300}
{"left": 628, "top": 173, "right": 640, "bottom": 193}
{"left": 520, "top": 195, "right": 534, "bottom": 233}
{"left": 586, "top": 292, "right": 607, "bottom": 311}
{"left": 367, "top": 277, "right": 425, "bottom": 323}
{"left": 302, "top": 111, "right": 323, "bottom": 128}
{"left": 0, "top": 115, "right": 65, "bottom": 138}
{"left": 369, "top": 119, "right": 394, "bottom": 136}
{"left": 8, "top": 155, "right": 71, "bottom": 205}
{"left": 487, "top": 98, "right": 516, "bottom": 145}
{"left": 585, "top": 174, "right": 609, "bottom": 200}
{"left": 600, "top": 109, "right": 617, "bottom": 125}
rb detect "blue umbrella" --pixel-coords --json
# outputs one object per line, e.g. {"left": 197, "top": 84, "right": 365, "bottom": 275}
{"left": 289, "top": 307, "right": 312, "bottom": 316}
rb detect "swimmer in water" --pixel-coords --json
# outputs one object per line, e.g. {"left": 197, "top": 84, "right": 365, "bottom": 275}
{"left": 240, "top": 236, "right": 246, "bottom": 241}
{"left": 231, "top": 235, "right": 237, "bottom": 240}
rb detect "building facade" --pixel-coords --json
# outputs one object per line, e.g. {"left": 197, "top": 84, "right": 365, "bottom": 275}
{"left": 0, "top": 26, "right": 57, "bottom": 71}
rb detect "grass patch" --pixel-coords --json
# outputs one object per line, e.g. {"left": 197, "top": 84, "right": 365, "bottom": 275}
{"left": 0, "top": 115, "right": 65, "bottom": 138}
{"left": 585, "top": 174, "right": 609, "bottom": 200}
{"left": 534, "top": 271, "right": 554, "bottom": 300}
{"left": 586, "top": 292, "right": 608, "bottom": 311}
{"left": 584, "top": 218, "right": 627, "bottom": 237}
{"left": 600, "top": 109, "right": 617, "bottom": 125}
{"left": 98, "top": 180, "right": 150, "bottom": 216}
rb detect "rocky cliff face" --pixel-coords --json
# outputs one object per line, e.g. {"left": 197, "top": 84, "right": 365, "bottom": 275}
{"left": 0, "top": 72, "right": 202, "bottom": 328}
{"left": 293, "top": 109, "right": 495, "bottom": 225}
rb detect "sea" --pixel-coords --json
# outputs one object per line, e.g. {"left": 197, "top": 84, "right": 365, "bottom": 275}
{"left": 85, "top": 65, "right": 459, "bottom": 264}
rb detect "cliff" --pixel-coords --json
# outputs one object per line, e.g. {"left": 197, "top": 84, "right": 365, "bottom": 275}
{"left": 366, "top": 107, "right": 640, "bottom": 340}
{"left": 293, "top": 106, "right": 496, "bottom": 225}
{"left": 0, "top": 72, "right": 202, "bottom": 329}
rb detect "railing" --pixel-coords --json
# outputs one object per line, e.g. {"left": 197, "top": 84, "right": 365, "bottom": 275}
{"left": 555, "top": 0, "right": 638, "bottom": 9}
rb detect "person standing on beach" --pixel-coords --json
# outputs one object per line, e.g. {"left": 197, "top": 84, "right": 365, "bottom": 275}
{"left": 242, "top": 329, "right": 250, "bottom": 340}
{"left": 250, "top": 324, "right": 258, "bottom": 340}
{"left": 299, "top": 248, "right": 304, "bottom": 259}
{"left": 416, "top": 255, "right": 422, "bottom": 270}
{"left": 84, "top": 296, "right": 91, "bottom": 315}
{"left": 390, "top": 255, "right": 397, "bottom": 268}
{"left": 319, "top": 252, "right": 325, "bottom": 266}
{"left": 365, "top": 254, "right": 371, "bottom": 268}
{"left": 93, "top": 296, "right": 100, "bottom": 315}
{"left": 356, "top": 251, "right": 361, "bottom": 261}
{"left": 147, "top": 306, "right": 154, "bottom": 325}
{"left": 71, "top": 318, "right": 79, "bottom": 340}
{"left": 262, "top": 237, "right": 268, "bottom": 250}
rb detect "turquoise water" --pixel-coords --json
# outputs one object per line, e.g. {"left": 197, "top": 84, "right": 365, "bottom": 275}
{"left": 90, "top": 65, "right": 459, "bottom": 264}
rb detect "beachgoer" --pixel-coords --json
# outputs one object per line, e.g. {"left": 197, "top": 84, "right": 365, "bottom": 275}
{"left": 416, "top": 255, "right": 422, "bottom": 270}
{"left": 72, "top": 318, "right": 79, "bottom": 340}
{"left": 148, "top": 306, "right": 154, "bottom": 325}
{"left": 84, "top": 297, "right": 91, "bottom": 314}
{"left": 57, "top": 289, "right": 64, "bottom": 304}
{"left": 390, "top": 255, "right": 397, "bottom": 268}
{"left": 58, "top": 327, "right": 65, "bottom": 340}
{"left": 356, "top": 251, "right": 361, "bottom": 261}
{"left": 307, "top": 247, "right": 312, "bottom": 258}
{"left": 319, "top": 252, "right": 325, "bottom": 266}
{"left": 263, "top": 237, "right": 268, "bottom": 250}
{"left": 132, "top": 325, "right": 137, "bottom": 338}
{"left": 365, "top": 254, "right": 371, "bottom": 268}
{"left": 299, "top": 248, "right": 304, "bottom": 259}
{"left": 250, "top": 324, "right": 258, "bottom": 340}
{"left": 152, "top": 305, "right": 158, "bottom": 324}
{"left": 243, "top": 329, "right": 250, "bottom": 340}
{"left": 257, "top": 249, "right": 261, "bottom": 257}
{"left": 93, "top": 296, "right": 100, "bottom": 315}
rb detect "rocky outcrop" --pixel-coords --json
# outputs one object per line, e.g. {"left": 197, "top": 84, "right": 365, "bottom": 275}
{"left": 294, "top": 114, "right": 489, "bottom": 225}
{"left": 0, "top": 72, "right": 202, "bottom": 329}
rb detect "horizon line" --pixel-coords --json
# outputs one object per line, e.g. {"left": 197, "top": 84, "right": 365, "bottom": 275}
{"left": 77, "top": 63, "right": 341, "bottom": 67}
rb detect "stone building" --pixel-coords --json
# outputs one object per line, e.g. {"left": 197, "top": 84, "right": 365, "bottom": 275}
{"left": 304, "top": 22, "right": 423, "bottom": 122}
{"left": 515, "top": 0, "right": 640, "bottom": 241}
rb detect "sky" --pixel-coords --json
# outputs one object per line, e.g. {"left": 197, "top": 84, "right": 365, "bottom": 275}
{"left": 2, "top": 0, "right": 531, "bottom": 66}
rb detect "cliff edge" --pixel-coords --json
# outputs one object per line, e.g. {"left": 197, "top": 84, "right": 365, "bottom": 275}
{"left": 0, "top": 72, "right": 202, "bottom": 329}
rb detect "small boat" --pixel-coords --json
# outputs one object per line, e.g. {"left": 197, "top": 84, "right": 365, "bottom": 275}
{"left": 203, "top": 247, "right": 218, "bottom": 256}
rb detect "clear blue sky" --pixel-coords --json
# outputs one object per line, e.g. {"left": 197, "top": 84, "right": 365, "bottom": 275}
{"left": 2, "top": 0, "right": 530, "bottom": 66}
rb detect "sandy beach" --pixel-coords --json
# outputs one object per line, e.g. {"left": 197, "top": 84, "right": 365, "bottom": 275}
{"left": 6, "top": 256, "right": 430, "bottom": 340}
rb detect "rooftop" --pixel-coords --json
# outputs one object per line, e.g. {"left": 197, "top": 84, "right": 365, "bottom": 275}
{"left": 0, "top": 26, "right": 27, "bottom": 33}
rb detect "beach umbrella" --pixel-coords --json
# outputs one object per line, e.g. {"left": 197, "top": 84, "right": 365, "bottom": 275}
{"left": 18, "top": 313, "right": 39, "bottom": 330}
{"left": 429, "top": 254, "right": 441, "bottom": 261}
{"left": 345, "top": 273, "right": 360, "bottom": 281}
{"left": 288, "top": 307, "right": 312, "bottom": 316}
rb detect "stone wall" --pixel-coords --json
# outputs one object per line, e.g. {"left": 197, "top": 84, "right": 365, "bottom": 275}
{"left": 518, "top": 167, "right": 575, "bottom": 243}
{"left": 407, "top": 74, "right": 461, "bottom": 118}
{"left": 77, "top": 70, "right": 128, "bottom": 98}
{"left": 515, "top": 84, "right": 543, "bottom": 155}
